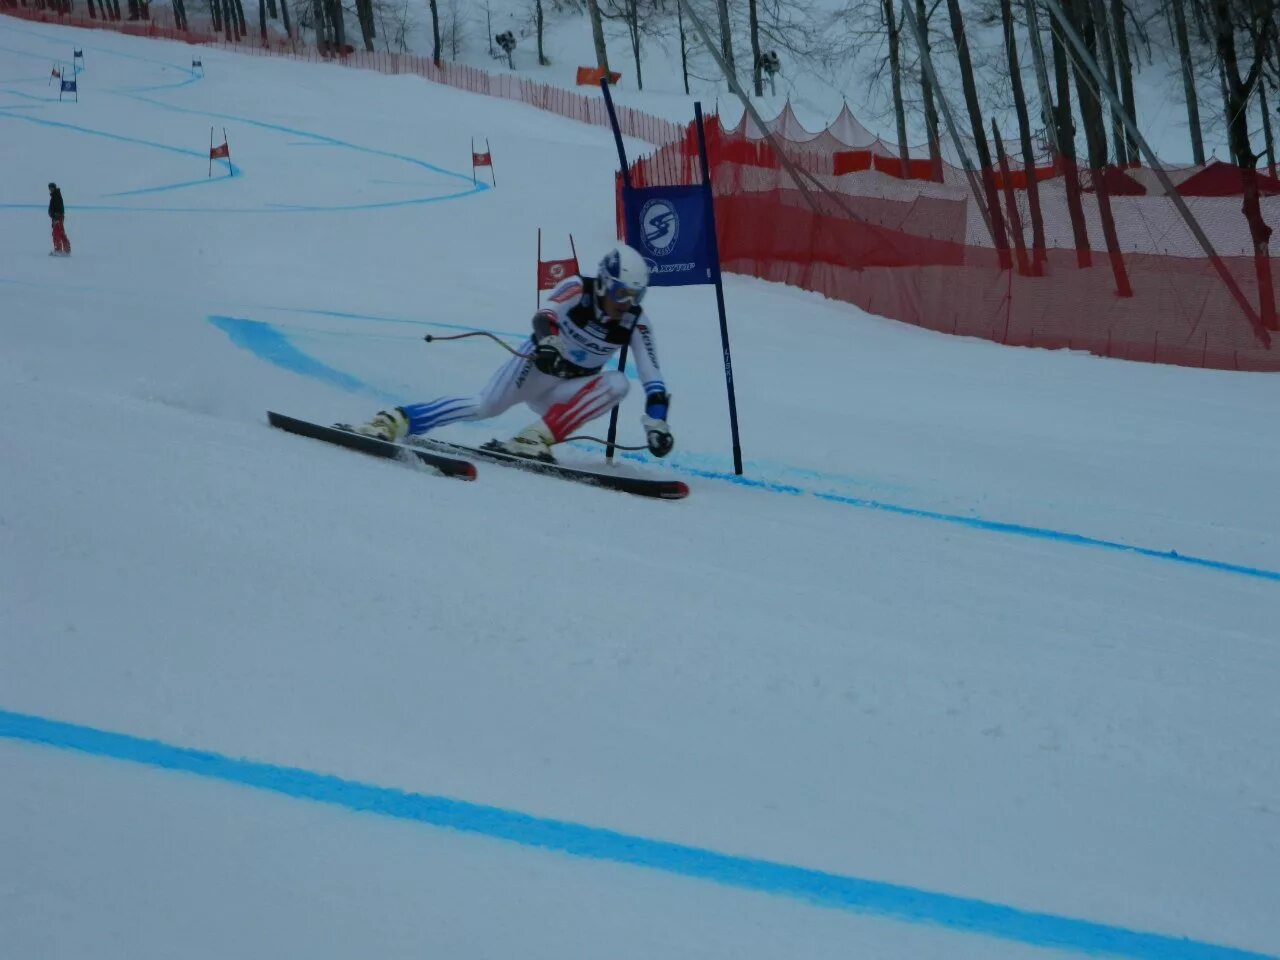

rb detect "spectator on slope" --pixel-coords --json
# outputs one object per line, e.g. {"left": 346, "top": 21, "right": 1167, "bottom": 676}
{"left": 48, "top": 182, "right": 71, "bottom": 257}
{"left": 345, "top": 244, "right": 674, "bottom": 464}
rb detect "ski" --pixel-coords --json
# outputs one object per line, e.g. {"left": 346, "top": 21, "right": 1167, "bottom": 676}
{"left": 267, "top": 412, "right": 477, "bottom": 480}
{"left": 407, "top": 436, "right": 688, "bottom": 500}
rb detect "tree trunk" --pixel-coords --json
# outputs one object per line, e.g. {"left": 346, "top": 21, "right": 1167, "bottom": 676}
{"left": 125, "top": 0, "right": 136, "bottom": 18}
{"left": 914, "top": 0, "right": 942, "bottom": 180}
{"left": 1022, "top": 0, "right": 1056, "bottom": 147}
{"left": 945, "top": 0, "right": 1010, "bottom": 266}
{"left": 1087, "top": 0, "right": 1122, "bottom": 163}
{"left": 1068, "top": 0, "right": 1132, "bottom": 295}
{"left": 279, "top": 0, "right": 291, "bottom": 40}
{"left": 994, "top": 119, "right": 1031, "bottom": 276}
{"left": 428, "top": 0, "right": 441, "bottom": 65}
{"left": 210, "top": 0, "right": 222, "bottom": 35}
{"left": 749, "top": 0, "right": 762, "bottom": 95}
{"left": 587, "top": 0, "right": 610, "bottom": 72}
{"left": 357, "top": 0, "right": 375, "bottom": 50}
{"left": 1052, "top": 15, "right": 1092, "bottom": 266}
{"left": 1171, "top": 0, "right": 1205, "bottom": 163}
{"left": 883, "top": 0, "right": 910, "bottom": 176}
{"left": 1110, "top": 0, "right": 1137, "bottom": 163}
{"left": 86, "top": 0, "right": 96, "bottom": 17}
{"left": 232, "top": 0, "right": 246, "bottom": 36}
{"left": 311, "top": 0, "right": 326, "bottom": 51}
{"left": 1213, "top": 0, "right": 1276, "bottom": 329}
{"left": 266, "top": 0, "right": 276, "bottom": 17}
{"left": 327, "top": 0, "right": 345, "bottom": 50}
{"left": 677, "top": 0, "right": 690, "bottom": 94}
{"left": 221, "top": 0, "right": 234, "bottom": 39}
{"left": 535, "top": 0, "right": 547, "bottom": 65}
{"left": 259, "top": 0, "right": 267, "bottom": 42}
{"left": 1002, "top": 0, "right": 1046, "bottom": 271}
{"left": 716, "top": 0, "right": 736, "bottom": 87}
{"left": 627, "top": 0, "right": 643, "bottom": 89}
{"left": 1261, "top": 78, "right": 1276, "bottom": 176}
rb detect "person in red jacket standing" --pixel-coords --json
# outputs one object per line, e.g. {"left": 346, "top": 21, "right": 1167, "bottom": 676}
{"left": 48, "top": 182, "right": 71, "bottom": 257}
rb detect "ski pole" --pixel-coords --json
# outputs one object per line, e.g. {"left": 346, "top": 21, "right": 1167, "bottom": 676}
{"left": 423, "top": 331, "right": 533, "bottom": 359}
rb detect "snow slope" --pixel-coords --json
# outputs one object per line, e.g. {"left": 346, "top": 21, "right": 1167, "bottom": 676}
{"left": 2, "top": 18, "right": 1279, "bottom": 960}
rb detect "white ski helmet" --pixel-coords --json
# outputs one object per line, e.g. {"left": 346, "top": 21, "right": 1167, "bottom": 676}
{"left": 596, "top": 244, "right": 650, "bottom": 307}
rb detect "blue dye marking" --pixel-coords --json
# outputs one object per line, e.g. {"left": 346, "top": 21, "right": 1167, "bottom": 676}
{"left": 210, "top": 313, "right": 1279, "bottom": 582}
{"left": 605, "top": 453, "right": 1279, "bottom": 581}
{"left": 122, "top": 89, "right": 478, "bottom": 186}
{"left": 208, "top": 316, "right": 394, "bottom": 402}
{"left": 0, "top": 28, "right": 479, "bottom": 212}
{"left": 0, "top": 708, "right": 1271, "bottom": 960}
{"left": 0, "top": 108, "right": 213, "bottom": 160}
{"left": 104, "top": 167, "right": 236, "bottom": 197}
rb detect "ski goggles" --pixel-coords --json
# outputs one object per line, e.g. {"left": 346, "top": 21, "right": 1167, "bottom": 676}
{"left": 601, "top": 276, "right": 646, "bottom": 306}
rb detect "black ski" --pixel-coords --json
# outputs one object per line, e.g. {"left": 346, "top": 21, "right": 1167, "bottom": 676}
{"left": 407, "top": 436, "right": 688, "bottom": 500}
{"left": 267, "top": 412, "right": 477, "bottom": 480}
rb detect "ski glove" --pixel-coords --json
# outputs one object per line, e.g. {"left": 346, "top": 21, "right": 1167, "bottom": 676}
{"left": 533, "top": 335, "right": 572, "bottom": 377}
{"left": 642, "top": 416, "right": 674, "bottom": 458}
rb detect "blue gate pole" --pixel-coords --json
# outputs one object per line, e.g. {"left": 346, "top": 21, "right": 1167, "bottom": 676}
{"left": 694, "top": 102, "right": 743, "bottom": 475}
{"left": 599, "top": 77, "right": 633, "bottom": 464}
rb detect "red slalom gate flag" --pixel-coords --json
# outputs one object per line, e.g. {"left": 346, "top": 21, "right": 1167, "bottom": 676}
{"left": 535, "top": 229, "right": 579, "bottom": 308}
{"left": 208, "top": 127, "right": 231, "bottom": 177}
{"left": 537, "top": 257, "right": 577, "bottom": 290}
{"left": 471, "top": 137, "right": 496, "bottom": 187}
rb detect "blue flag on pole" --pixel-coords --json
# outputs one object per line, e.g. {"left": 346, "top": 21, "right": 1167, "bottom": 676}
{"left": 622, "top": 184, "right": 715, "bottom": 287}
{"left": 60, "top": 78, "right": 76, "bottom": 92}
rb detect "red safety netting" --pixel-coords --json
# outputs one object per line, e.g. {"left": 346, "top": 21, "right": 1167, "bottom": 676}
{"left": 628, "top": 114, "right": 1280, "bottom": 370}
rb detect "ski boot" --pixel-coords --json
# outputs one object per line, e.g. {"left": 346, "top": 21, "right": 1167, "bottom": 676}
{"left": 483, "top": 422, "right": 556, "bottom": 463}
{"left": 344, "top": 408, "right": 408, "bottom": 443}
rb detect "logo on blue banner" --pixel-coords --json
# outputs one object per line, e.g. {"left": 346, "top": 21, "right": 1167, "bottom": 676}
{"left": 623, "top": 184, "right": 715, "bottom": 287}
{"left": 640, "top": 198, "right": 680, "bottom": 257}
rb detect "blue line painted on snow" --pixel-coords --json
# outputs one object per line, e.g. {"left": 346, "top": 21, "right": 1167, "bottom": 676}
{"left": 208, "top": 316, "right": 397, "bottom": 403}
{"left": 0, "top": 24, "right": 481, "bottom": 212}
{"left": 104, "top": 167, "right": 235, "bottom": 197}
{"left": 0, "top": 708, "right": 1271, "bottom": 960}
{"left": 210, "top": 313, "right": 1280, "bottom": 583}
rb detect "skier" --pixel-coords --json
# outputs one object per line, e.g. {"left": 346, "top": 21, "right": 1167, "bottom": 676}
{"left": 352, "top": 244, "right": 674, "bottom": 463}
{"left": 48, "top": 182, "right": 71, "bottom": 257}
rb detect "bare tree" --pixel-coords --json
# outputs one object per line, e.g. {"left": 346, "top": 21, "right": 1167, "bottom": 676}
{"left": 1212, "top": 0, "right": 1276, "bottom": 327}
{"left": 914, "top": 0, "right": 943, "bottom": 177}
{"left": 945, "top": 0, "right": 1011, "bottom": 263}
{"left": 883, "top": 0, "right": 910, "bottom": 174}
{"left": 749, "top": 0, "right": 764, "bottom": 93}
{"left": 1171, "top": 0, "right": 1205, "bottom": 162}
{"left": 716, "top": 0, "right": 737, "bottom": 85}
{"left": 601, "top": 0, "right": 645, "bottom": 87}
{"left": 1087, "top": 0, "right": 1123, "bottom": 162}
{"left": 1051, "top": 11, "right": 1093, "bottom": 265}
{"left": 587, "top": 0, "right": 611, "bottom": 70}
{"left": 1066, "top": 0, "right": 1132, "bottom": 294}
{"left": 428, "top": 0, "right": 442, "bottom": 63}
{"left": 1002, "top": 0, "right": 1046, "bottom": 268}
{"left": 678, "top": 0, "right": 691, "bottom": 92}
{"left": 534, "top": 0, "right": 549, "bottom": 64}
{"left": 1110, "top": 0, "right": 1138, "bottom": 161}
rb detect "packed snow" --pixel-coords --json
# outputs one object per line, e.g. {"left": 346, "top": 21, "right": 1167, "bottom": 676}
{"left": 1, "top": 17, "right": 1278, "bottom": 960}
